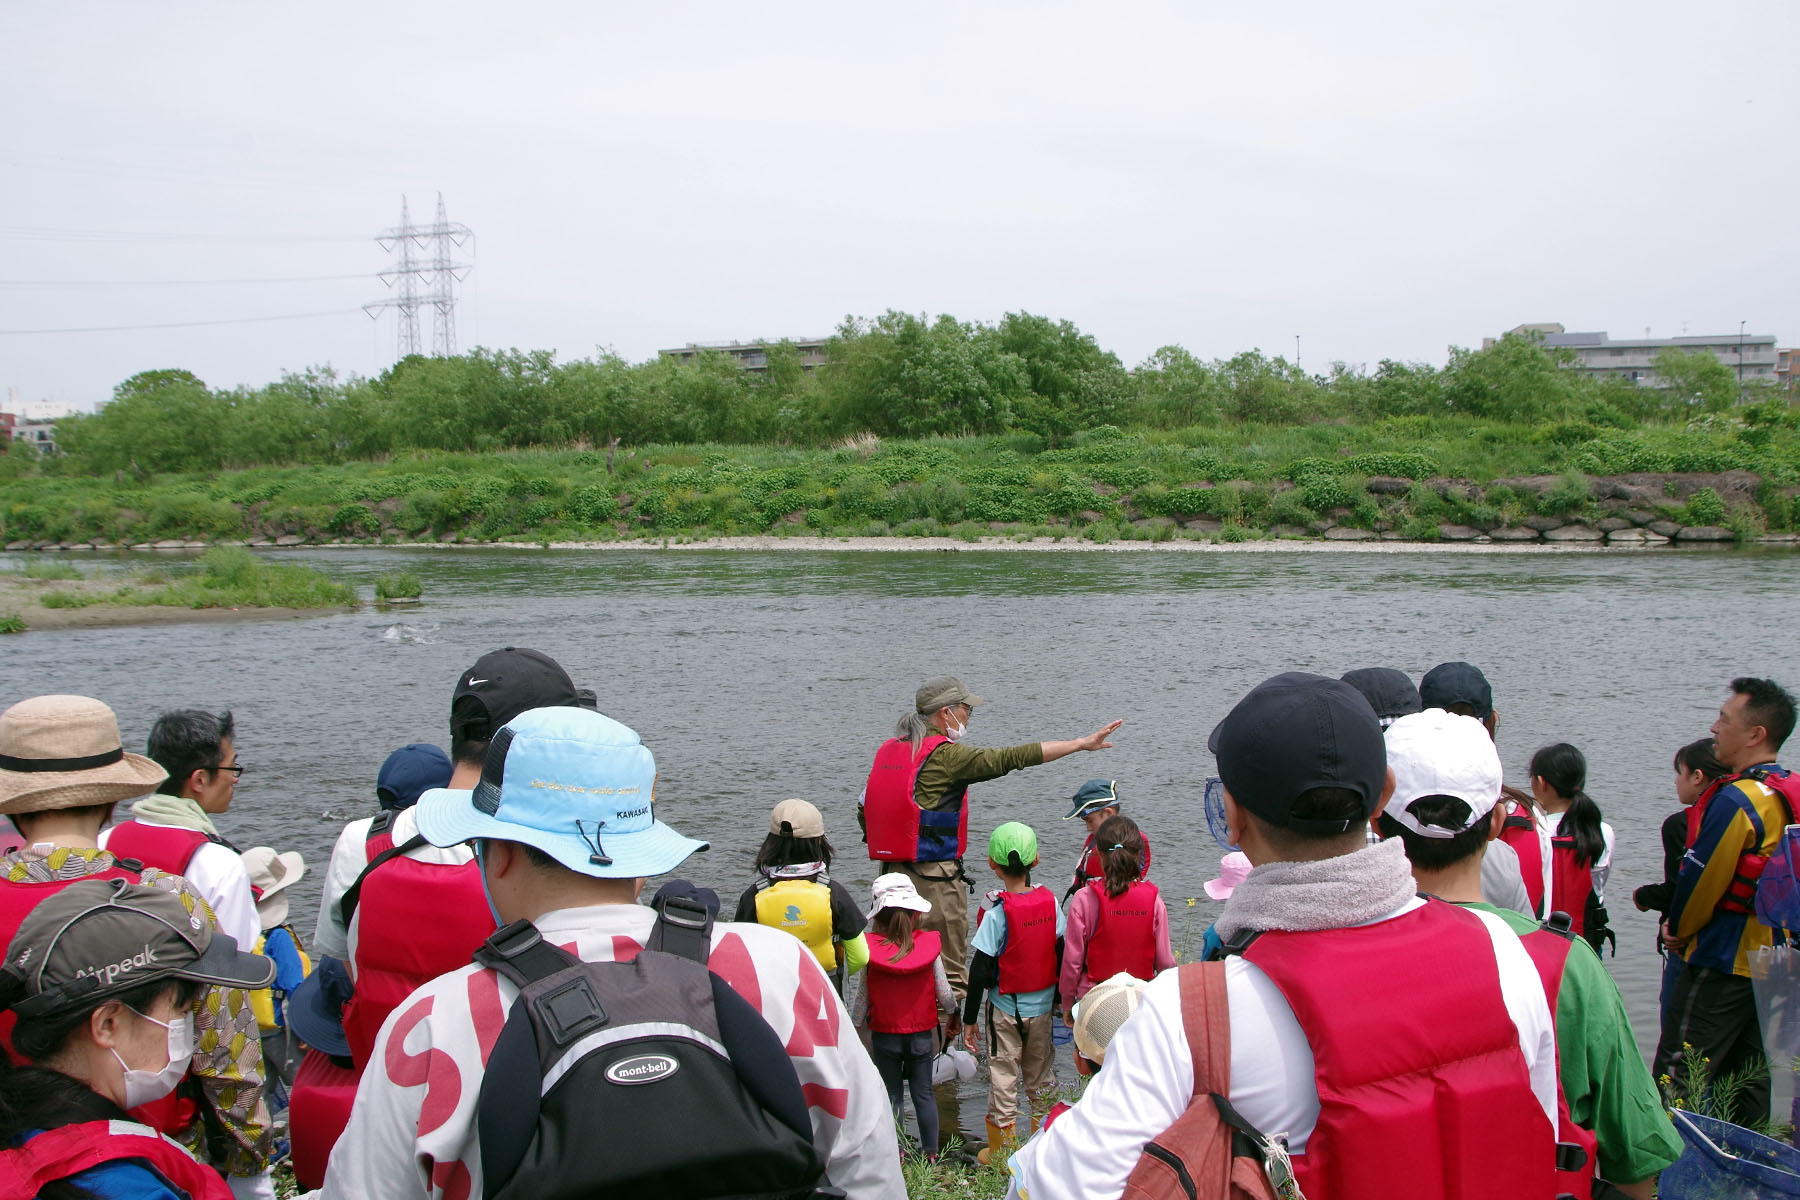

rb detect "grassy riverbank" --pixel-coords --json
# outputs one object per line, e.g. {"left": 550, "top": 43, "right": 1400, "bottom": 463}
{"left": 0, "top": 547, "right": 354, "bottom": 632}
{"left": 4, "top": 415, "right": 1797, "bottom": 550}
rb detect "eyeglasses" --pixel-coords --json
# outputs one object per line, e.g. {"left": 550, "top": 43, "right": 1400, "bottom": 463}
{"left": 213, "top": 763, "right": 245, "bottom": 778}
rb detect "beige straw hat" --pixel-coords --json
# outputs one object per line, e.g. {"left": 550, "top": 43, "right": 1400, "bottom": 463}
{"left": 0, "top": 696, "right": 167, "bottom": 815}
{"left": 240, "top": 846, "right": 306, "bottom": 930}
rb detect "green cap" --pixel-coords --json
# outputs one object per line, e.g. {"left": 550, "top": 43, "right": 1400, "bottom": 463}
{"left": 987, "top": 821, "right": 1039, "bottom": 870}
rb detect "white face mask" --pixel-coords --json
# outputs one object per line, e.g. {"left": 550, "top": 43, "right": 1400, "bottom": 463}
{"left": 111, "top": 1007, "right": 194, "bottom": 1110}
{"left": 943, "top": 713, "right": 968, "bottom": 743}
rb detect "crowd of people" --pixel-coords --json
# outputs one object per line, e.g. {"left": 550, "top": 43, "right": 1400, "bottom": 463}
{"left": 0, "top": 652, "right": 1793, "bottom": 1200}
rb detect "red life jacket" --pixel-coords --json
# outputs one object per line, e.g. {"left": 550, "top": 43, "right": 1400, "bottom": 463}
{"left": 995, "top": 887, "right": 1058, "bottom": 995}
{"left": 1548, "top": 832, "right": 1597, "bottom": 935}
{"left": 1083, "top": 879, "right": 1158, "bottom": 985}
{"left": 1237, "top": 900, "right": 1556, "bottom": 1200}
{"left": 1714, "top": 766, "right": 1800, "bottom": 916}
{"left": 288, "top": 1048, "right": 360, "bottom": 1191}
{"left": 1498, "top": 802, "right": 1547, "bottom": 915}
{"left": 341, "top": 817, "right": 494, "bottom": 1069}
{"left": 1072, "top": 831, "right": 1153, "bottom": 892}
{"left": 1516, "top": 921, "right": 1600, "bottom": 1200}
{"left": 0, "top": 1118, "right": 233, "bottom": 1200}
{"left": 862, "top": 736, "right": 969, "bottom": 863}
{"left": 864, "top": 930, "right": 943, "bottom": 1034}
{"left": 103, "top": 821, "right": 222, "bottom": 877}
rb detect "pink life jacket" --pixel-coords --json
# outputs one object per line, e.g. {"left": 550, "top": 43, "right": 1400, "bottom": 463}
{"left": 862, "top": 736, "right": 969, "bottom": 863}
{"left": 1516, "top": 919, "right": 1600, "bottom": 1200}
{"left": 864, "top": 930, "right": 943, "bottom": 1034}
{"left": 102, "top": 822, "right": 222, "bottom": 878}
{"left": 1235, "top": 899, "right": 1556, "bottom": 1200}
{"left": 0, "top": 1119, "right": 233, "bottom": 1200}
{"left": 1083, "top": 879, "right": 1158, "bottom": 985}
{"left": 340, "top": 815, "right": 494, "bottom": 1069}
{"left": 288, "top": 1048, "right": 359, "bottom": 1191}
{"left": 995, "top": 887, "right": 1058, "bottom": 995}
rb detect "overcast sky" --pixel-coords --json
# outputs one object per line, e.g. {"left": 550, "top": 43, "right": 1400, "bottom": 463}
{"left": 3, "top": 2, "right": 1794, "bottom": 414}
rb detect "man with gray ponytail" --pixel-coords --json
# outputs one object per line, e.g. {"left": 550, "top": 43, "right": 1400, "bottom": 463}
{"left": 861, "top": 675, "right": 1121, "bottom": 1003}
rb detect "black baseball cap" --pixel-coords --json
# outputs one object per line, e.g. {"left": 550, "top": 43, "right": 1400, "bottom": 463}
{"left": 2, "top": 878, "right": 273, "bottom": 1019}
{"left": 1340, "top": 668, "right": 1423, "bottom": 725}
{"left": 1207, "top": 672, "right": 1387, "bottom": 835}
{"left": 1419, "top": 661, "right": 1494, "bottom": 720}
{"left": 450, "top": 648, "right": 593, "bottom": 744}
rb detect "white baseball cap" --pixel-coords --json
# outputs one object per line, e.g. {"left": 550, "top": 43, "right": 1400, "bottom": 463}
{"left": 870, "top": 873, "right": 932, "bottom": 915}
{"left": 1383, "top": 708, "right": 1503, "bottom": 839}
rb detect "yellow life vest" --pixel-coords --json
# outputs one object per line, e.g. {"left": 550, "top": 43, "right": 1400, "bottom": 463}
{"left": 754, "top": 877, "right": 837, "bottom": 970}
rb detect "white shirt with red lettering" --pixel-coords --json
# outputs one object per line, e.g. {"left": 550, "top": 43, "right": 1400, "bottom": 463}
{"left": 319, "top": 902, "right": 905, "bottom": 1200}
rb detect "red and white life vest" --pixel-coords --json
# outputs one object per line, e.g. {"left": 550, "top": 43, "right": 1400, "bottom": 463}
{"left": 341, "top": 820, "right": 493, "bottom": 1069}
{"left": 995, "top": 887, "right": 1058, "bottom": 995}
{"left": 288, "top": 1048, "right": 359, "bottom": 1191}
{"left": 862, "top": 736, "right": 969, "bottom": 864}
{"left": 0, "top": 1118, "right": 233, "bottom": 1200}
{"left": 864, "top": 930, "right": 943, "bottom": 1034}
{"left": 1237, "top": 900, "right": 1555, "bottom": 1200}
{"left": 102, "top": 822, "right": 220, "bottom": 878}
{"left": 1713, "top": 766, "right": 1800, "bottom": 916}
{"left": 1516, "top": 921, "right": 1600, "bottom": 1200}
{"left": 1083, "top": 879, "right": 1159, "bottom": 985}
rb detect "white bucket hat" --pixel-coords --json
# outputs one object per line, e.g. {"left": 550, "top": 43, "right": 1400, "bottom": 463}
{"left": 870, "top": 872, "right": 932, "bottom": 916}
{"left": 240, "top": 846, "right": 306, "bottom": 930}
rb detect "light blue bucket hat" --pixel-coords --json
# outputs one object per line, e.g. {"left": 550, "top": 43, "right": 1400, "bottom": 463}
{"left": 415, "top": 706, "right": 707, "bottom": 879}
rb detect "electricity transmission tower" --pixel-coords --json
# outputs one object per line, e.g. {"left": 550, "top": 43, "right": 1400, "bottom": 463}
{"left": 365, "top": 194, "right": 472, "bottom": 359}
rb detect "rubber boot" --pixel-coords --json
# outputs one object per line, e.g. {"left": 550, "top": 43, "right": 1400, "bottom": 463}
{"left": 976, "top": 1119, "right": 1014, "bottom": 1166}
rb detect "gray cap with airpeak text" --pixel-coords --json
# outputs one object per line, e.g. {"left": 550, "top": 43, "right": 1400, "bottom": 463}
{"left": 2, "top": 878, "right": 273, "bottom": 1019}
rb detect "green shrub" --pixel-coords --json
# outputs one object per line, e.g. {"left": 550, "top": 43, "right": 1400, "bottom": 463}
{"left": 18, "top": 560, "right": 82, "bottom": 580}
{"left": 1217, "top": 522, "right": 1250, "bottom": 543}
{"left": 1265, "top": 490, "right": 1317, "bottom": 527}
{"left": 40, "top": 590, "right": 100, "bottom": 609}
{"left": 1685, "top": 487, "right": 1726, "bottom": 526}
{"left": 1538, "top": 473, "right": 1592, "bottom": 515}
{"left": 1344, "top": 451, "right": 1436, "bottom": 479}
{"left": 375, "top": 571, "right": 423, "bottom": 600}
{"left": 327, "top": 503, "right": 378, "bottom": 537}
{"left": 0, "top": 612, "right": 24, "bottom": 634}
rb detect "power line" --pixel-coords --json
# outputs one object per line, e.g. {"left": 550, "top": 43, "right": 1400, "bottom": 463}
{"left": 0, "top": 224, "right": 368, "bottom": 244}
{"left": 0, "top": 273, "right": 374, "bottom": 288}
{"left": 0, "top": 309, "right": 360, "bottom": 336}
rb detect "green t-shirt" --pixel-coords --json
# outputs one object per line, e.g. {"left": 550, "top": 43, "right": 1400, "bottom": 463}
{"left": 1461, "top": 901, "right": 1682, "bottom": 1184}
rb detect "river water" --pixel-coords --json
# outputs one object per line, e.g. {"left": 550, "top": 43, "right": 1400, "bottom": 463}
{"left": 6, "top": 544, "right": 1800, "bottom": 1145}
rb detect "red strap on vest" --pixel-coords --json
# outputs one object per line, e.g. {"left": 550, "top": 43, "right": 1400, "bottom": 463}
{"left": 1518, "top": 925, "right": 1597, "bottom": 1199}
{"left": 0, "top": 1119, "right": 233, "bottom": 1200}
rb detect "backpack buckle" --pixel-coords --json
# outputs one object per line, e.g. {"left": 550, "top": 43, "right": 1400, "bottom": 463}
{"left": 486, "top": 919, "right": 545, "bottom": 960}
{"left": 658, "top": 894, "right": 710, "bottom": 932}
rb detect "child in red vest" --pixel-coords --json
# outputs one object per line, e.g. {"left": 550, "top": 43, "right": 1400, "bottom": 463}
{"left": 854, "top": 872, "right": 957, "bottom": 1160}
{"left": 1059, "top": 816, "right": 1174, "bottom": 1015}
{"left": 961, "top": 821, "right": 1064, "bottom": 1165}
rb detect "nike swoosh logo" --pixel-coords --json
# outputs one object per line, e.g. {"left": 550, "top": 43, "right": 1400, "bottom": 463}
{"left": 468, "top": 677, "right": 488, "bottom": 686}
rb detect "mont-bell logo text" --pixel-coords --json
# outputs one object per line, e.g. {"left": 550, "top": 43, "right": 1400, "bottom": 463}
{"left": 74, "top": 942, "right": 159, "bottom": 987}
{"left": 604, "top": 1053, "right": 679, "bottom": 1086}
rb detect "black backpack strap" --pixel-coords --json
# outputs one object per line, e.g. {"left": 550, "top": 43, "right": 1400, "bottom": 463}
{"left": 475, "top": 920, "right": 587, "bottom": 1200}
{"left": 336, "top": 831, "right": 430, "bottom": 930}
{"left": 1207, "top": 927, "right": 1262, "bottom": 961}
{"left": 646, "top": 892, "right": 715, "bottom": 964}
{"left": 471, "top": 919, "right": 583, "bottom": 987}
{"left": 1540, "top": 911, "right": 1577, "bottom": 941}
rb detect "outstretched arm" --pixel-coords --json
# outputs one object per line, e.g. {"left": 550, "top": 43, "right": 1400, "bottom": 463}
{"left": 1040, "top": 720, "right": 1123, "bottom": 764}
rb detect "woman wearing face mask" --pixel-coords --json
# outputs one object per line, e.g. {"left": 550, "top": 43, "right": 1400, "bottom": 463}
{"left": 0, "top": 878, "right": 274, "bottom": 1199}
{"left": 861, "top": 675, "right": 1122, "bottom": 1006}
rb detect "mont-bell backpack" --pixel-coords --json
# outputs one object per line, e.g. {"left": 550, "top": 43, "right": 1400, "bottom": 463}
{"left": 471, "top": 892, "right": 841, "bottom": 1200}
